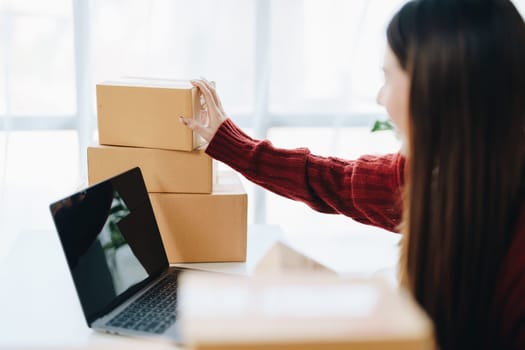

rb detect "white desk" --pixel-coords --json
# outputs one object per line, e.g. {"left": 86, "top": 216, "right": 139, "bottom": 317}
{"left": 0, "top": 225, "right": 399, "bottom": 349}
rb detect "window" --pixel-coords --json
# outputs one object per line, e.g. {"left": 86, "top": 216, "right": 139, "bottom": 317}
{"left": 2, "top": 0, "right": 523, "bottom": 241}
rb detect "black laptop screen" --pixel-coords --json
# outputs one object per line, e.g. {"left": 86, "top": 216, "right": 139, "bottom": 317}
{"left": 50, "top": 167, "right": 169, "bottom": 325}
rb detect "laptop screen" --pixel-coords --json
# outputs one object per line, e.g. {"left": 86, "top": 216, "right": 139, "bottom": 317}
{"left": 50, "top": 167, "right": 169, "bottom": 325}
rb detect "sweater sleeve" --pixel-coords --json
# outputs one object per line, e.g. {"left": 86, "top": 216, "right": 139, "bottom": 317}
{"left": 206, "top": 118, "right": 406, "bottom": 232}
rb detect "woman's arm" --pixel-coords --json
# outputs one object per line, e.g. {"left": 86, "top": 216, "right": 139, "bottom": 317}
{"left": 180, "top": 79, "right": 405, "bottom": 232}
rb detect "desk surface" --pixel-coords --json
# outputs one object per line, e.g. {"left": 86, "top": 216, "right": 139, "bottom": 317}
{"left": 0, "top": 225, "right": 399, "bottom": 349}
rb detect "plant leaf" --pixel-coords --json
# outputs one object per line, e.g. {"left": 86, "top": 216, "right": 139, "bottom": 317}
{"left": 371, "top": 119, "right": 395, "bottom": 132}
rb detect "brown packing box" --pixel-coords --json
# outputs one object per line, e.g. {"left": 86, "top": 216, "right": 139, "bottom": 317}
{"left": 179, "top": 273, "right": 435, "bottom": 350}
{"left": 149, "top": 171, "right": 247, "bottom": 263}
{"left": 96, "top": 77, "right": 205, "bottom": 151}
{"left": 254, "top": 241, "right": 337, "bottom": 276}
{"left": 87, "top": 145, "right": 214, "bottom": 193}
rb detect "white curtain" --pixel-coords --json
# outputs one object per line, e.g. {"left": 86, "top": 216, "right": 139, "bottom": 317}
{"left": 87, "top": 0, "right": 406, "bottom": 119}
{"left": 2, "top": 0, "right": 525, "bottom": 143}
{"left": 1, "top": 0, "right": 524, "bottom": 238}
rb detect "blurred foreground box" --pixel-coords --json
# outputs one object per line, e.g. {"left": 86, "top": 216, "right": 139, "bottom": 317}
{"left": 96, "top": 77, "right": 205, "bottom": 151}
{"left": 87, "top": 145, "right": 214, "bottom": 193}
{"left": 179, "top": 273, "right": 434, "bottom": 350}
{"left": 149, "top": 172, "right": 247, "bottom": 263}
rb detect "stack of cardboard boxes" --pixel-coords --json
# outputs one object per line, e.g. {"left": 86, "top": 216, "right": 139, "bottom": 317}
{"left": 87, "top": 77, "right": 247, "bottom": 263}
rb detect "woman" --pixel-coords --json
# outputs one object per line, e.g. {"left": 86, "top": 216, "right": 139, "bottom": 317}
{"left": 180, "top": 0, "right": 525, "bottom": 348}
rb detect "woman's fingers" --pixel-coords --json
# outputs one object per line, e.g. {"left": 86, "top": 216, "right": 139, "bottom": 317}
{"left": 199, "top": 108, "right": 210, "bottom": 127}
{"left": 179, "top": 116, "right": 214, "bottom": 142}
{"left": 200, "top": 77, "right": 224, "bottom": 111}
{"left": 183, "top": 78, "right": 227, "bottom": 143}
{"left": 191, "top": 80, "right": 218, "bottom": 112}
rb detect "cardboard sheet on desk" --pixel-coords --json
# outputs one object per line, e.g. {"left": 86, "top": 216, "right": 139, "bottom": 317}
{"left": 173, "top": 235, "right": 336, "bottom": 277}
{"left": 255, "top": 241, "right": 336, "bottom": 275}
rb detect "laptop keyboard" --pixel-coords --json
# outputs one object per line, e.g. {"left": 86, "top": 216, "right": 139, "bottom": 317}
{"left": 106, "top": 271, "right": 178, "bottom": 334}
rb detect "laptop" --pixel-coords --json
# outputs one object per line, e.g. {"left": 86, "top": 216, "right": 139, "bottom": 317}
{"left": 50, "top": 167, "right": 189, "bottom": 343}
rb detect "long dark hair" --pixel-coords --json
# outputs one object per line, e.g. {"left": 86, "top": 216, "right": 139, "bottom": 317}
{"left": 387, "top": 0, "right": 525, "bottom": 348}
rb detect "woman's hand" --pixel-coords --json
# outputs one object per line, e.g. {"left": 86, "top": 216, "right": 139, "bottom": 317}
{"left": 179, "top": 78, "right": 227, "bottom": 143}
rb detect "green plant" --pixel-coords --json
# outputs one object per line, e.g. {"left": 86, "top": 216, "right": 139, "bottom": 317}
{"left": 371, "top": 119, "right": 395, "bottom": 132}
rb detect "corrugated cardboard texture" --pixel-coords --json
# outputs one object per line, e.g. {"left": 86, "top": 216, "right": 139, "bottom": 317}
{"left": 96, "top": 78, "right": 204, "bottom": 151}
{"left": 149, "top": 172, "right": 247, "bottom": 263}
{"left": 87, "top": 145, "right": 213, "bottom": 193}
{"left": 179, "top": 274, "right": 434, "bottom": 350}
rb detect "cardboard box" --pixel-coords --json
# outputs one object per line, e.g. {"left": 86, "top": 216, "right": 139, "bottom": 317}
{"left": 96, "top": 77, "right": 205, "bottom": 151}
{"left": 179, "top": 273, "right": 434, "bottom": 350}
{"left": 87, "top": 145, "right": 214, "bottom": 193}
{"left": 254, "top": 241, "right": 337, "bottom": 276}
{"left": 149, "top": 172, "right": 247, "bottom": 263}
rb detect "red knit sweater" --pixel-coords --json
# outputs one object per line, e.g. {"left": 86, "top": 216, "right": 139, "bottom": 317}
{"left": 205, "top": 118, "right": 525, "bottom": 348}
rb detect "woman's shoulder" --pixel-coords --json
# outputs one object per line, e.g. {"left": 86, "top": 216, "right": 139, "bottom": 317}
{"left": 498, "top": 199, "right": 525, "bottom": 294}
{"left": 504, "top": 199, "right": 525, "bottom": 272}
{"left": 492, "top": 199, "right": 525, "bottom": 348}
